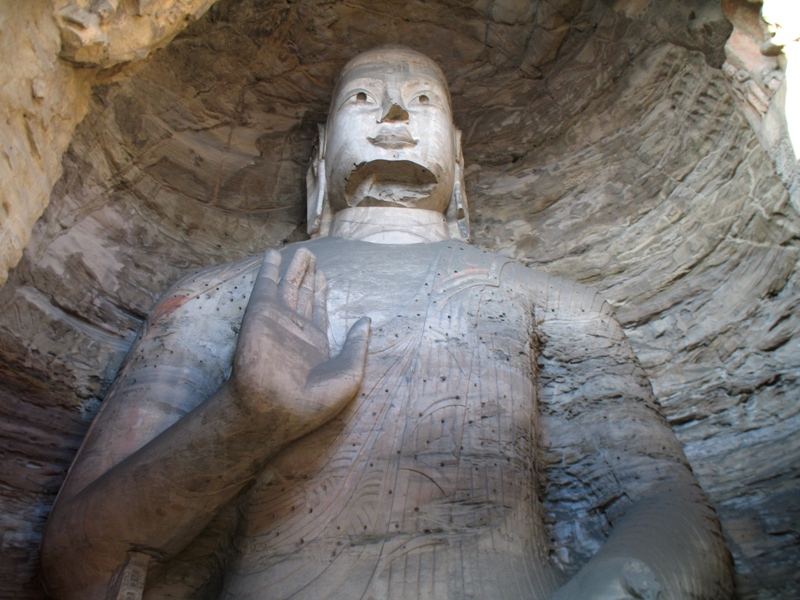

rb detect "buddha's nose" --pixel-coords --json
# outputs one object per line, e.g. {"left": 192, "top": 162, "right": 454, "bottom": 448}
{"left": 380, "top": 104, "right": 409, "bottom": 122}
{"left": 379, "top": 95, "right": 409, "bottom": 123}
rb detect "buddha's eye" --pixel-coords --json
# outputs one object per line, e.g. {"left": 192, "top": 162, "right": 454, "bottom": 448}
{"left": 342, "top": 90, "right": 375, "bottom": 109}
{"left": 411, "top": 93, "right": 437, "bottom": 107}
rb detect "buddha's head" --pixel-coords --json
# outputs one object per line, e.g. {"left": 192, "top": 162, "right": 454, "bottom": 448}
{"left": 307, "top": 46, "right": 469, "bottom": 240}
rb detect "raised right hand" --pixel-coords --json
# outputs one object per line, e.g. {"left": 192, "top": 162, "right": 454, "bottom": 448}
{"left": 232, "top": 248, "right": 370, "bottom": 441}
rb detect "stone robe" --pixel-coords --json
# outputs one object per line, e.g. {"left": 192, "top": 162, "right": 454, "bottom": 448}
{"left": 58, "top": 238, "right": 712, "bottom": 599}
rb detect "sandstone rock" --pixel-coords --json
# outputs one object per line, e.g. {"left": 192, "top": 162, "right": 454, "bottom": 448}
{"left": 0, "top": 2, "right": 90, "bottom": 289}
{"left": 0, "top": 0, "right": 217, "bottom": 289}
{"left": 722, "top": 0, "right": 800, "bottom": 207}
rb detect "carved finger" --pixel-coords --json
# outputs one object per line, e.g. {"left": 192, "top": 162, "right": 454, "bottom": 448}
{"left": 312, "top": 272, "right": 328, "bottom": 332}
{"left": 249, "top": 249, "right": 281, "bottom": 306}
{"left": 279, "top": 248, "right": 315, "bottom": 311}
{"left": 237, "top": 250, "right": 282, "bottom": 381}
{"left": 306, "top": 317, "right": 370, "bottom": 409}
{"left": 297, "top": 268, "right": 315, "bottom": 322}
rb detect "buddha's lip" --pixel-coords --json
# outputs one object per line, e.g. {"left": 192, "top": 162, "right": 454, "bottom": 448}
{"left": 367, "top": 132, "right": 418, "bottom": 149}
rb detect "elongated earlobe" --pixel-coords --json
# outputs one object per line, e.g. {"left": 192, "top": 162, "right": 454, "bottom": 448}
{"left": 306, "top": 124, "right": 332, "bottom": 237}
{"left": 446, "top": 129, "right": 470, "bottom": 242}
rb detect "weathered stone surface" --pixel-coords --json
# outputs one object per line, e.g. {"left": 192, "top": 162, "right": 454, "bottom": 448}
{"left": 0, "top": 0, "right": 799, "bottom": 598}
{"left": 721, "top": 0, "right": 800, "bottom": 208}
{"left": 54, "top": 0, "right": 217, "bottom": 69}
{"left": 0, "top": 0, "right": 216, "bottom": 288}
{"left": 0, "top": 2, "right": 90, "bottom": 289}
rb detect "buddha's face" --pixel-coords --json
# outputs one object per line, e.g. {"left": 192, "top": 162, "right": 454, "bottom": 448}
{"left": 324, "top": 48, "right": 457, "bottom": 214}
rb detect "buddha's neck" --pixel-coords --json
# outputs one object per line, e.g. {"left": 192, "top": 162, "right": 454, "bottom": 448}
{"left": 329, "top": 207, "right": 451, "bottom": 244}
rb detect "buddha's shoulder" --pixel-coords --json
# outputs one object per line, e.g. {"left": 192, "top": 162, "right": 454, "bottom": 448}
{"left": 165, "top": 254, "right": 263, "bottom": 298}
{"left": 144, "top": 254, "right": 264, "bottom": 333}
{"left": 483, "top": 253, "right": 612, "bottom": 321}
{"left": 526, "top": 269, "right": 611, "bottom": 320}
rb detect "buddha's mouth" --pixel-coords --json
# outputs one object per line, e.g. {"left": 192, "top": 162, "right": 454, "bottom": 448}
{"left": 367, "top": 132, "right": 418, "bottom": 149}
{"left": 344, "top": 160, "right": 437, "bottom": 208}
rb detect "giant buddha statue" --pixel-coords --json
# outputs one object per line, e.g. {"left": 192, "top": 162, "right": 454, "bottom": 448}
{"left": 41, "top": 46, "right": 733, "bottom": 600}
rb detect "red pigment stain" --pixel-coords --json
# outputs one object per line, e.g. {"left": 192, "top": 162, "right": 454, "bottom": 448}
{"left": 148, "top": 295, "right": 189, "bottom": 326}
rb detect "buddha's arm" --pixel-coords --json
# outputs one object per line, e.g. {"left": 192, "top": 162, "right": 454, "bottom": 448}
{"left": 41, "top": 249, "right": 370, "bottom": 600}
{"left": 532, "top": 275, "right": 733, "bottom": 599}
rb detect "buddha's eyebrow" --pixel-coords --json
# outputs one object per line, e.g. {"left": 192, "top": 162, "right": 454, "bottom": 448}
{"left": 339, "top": 77, "right": 384, "bottom": 93}
{"left": 402, "top": 78, "right": 445, "bottom": 92}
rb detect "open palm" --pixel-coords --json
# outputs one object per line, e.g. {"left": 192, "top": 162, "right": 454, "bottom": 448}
{"left": 233, "top": 248, "right": 370, "bottom": 441}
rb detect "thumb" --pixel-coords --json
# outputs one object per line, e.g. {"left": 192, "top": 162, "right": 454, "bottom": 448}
{"left": 306, "top": 317, "right": 371, "bottom": 410}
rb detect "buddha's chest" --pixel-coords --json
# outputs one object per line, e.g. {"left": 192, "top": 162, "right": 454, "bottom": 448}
{"left": 261, "top": 239, "right": 540, "bottom": 502}
{"left": 227, "top": 309, "right": 545, "bottom": 597}
{"left": 233, "top": 251, "right": 542, "bottom": 566}
{"left": 216, "top": 242, "right": 552, "bottom": 598}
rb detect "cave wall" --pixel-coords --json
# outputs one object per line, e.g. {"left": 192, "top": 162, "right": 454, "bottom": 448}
{"left": 0, "top": 1, "right": 90, "bottom": 289}
{"left": 0, "top": 0, "right": 798, "bottom": 598}
{"left": 0, "top": 0, "right": 217, "bottom": 287}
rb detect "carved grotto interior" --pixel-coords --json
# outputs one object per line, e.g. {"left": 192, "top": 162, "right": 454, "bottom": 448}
{"left": 0, "top": 0, "right": 798, "bottom": 598}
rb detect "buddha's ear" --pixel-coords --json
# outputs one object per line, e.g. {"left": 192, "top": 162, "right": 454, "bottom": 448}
{"left": 446, "top": 128, "right": 471, "bottom": 242}
{"left": 306, "top": 124, "right": 332, "bottom": 237}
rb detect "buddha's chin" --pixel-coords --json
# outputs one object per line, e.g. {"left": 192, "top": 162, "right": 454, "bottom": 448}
{"left": 343, "top": 160, "right": 441, "bottom": 209}
{"left": 348, "top": 192, "right": 433, "bottom": 210}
